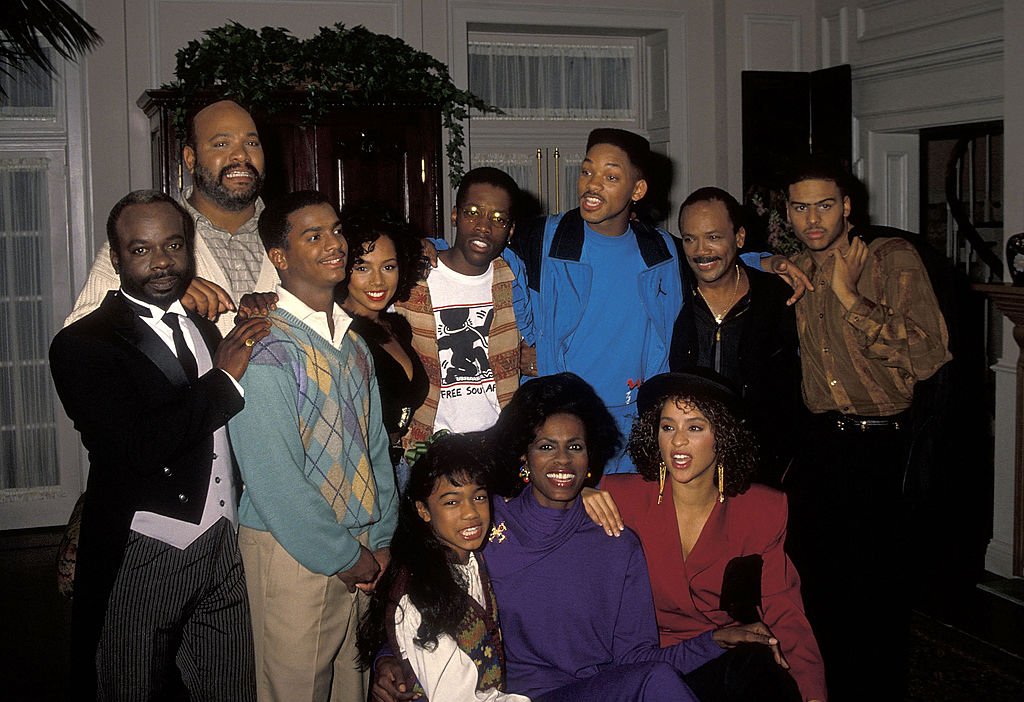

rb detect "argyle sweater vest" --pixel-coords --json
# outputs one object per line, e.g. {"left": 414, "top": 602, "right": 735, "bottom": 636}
{"left": 247, "top": 309, "right": 378, "bottom": 524}
{"left": 397, "top": 257, "right": 521, "bottom": 447}
{"left": 388, "top": 561, "right": 507, "bottom": 696}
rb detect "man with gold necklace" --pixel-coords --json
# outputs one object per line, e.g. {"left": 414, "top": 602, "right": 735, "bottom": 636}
{"left": 668, "top": 187, "right": 804, "bottom": 486}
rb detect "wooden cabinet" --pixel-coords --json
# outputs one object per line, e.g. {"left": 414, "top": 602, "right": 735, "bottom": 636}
{"left": 138, "top": 90, "right": 445, "bottom": 237}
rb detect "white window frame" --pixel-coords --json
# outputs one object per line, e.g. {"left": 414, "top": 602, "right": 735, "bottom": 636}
{"left": 0, "top": 52, "right": 86, "bottom": 530}
{"left": 468, "top": 31, "right": 642, "bottom": 125}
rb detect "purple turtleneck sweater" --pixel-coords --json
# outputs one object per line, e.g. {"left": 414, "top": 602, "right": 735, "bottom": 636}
{"left": 483, "top": 486, "right": 722, "bottom": 699}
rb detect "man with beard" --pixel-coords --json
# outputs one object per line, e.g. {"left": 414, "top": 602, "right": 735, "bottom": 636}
{"left": 781, "top": 156, "right": 950, "bottom": 701}
{"left": 66, "top": 100, "right": 278, "bottom": 336}
{"left": 668, "top": 187, "right": 804, "bottom": 484}
{"left": 49, "top": 190, "right": 270, "bottom": 699}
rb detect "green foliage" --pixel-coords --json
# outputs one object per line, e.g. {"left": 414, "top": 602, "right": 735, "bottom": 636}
{"left": 0, "top": 0, "right": 102, "bottom": 99}
{"left": 165, "top": 22, "right": 497, "bottom": 186}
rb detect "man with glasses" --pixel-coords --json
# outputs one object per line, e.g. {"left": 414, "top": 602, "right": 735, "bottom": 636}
{"left": 396, "top": 167, "right": 524, "bottom": 445}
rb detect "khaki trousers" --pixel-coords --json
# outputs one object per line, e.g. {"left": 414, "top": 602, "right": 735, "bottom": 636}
{"left": 239, "top": 526, "right": 368, "bottom": 702}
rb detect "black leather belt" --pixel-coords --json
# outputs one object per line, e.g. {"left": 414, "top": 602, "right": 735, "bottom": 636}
{"left": 822, "top": 411, "right": 908, "bottom": 432}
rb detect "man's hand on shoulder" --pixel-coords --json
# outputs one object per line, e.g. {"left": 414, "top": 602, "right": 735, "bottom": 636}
{"left": 761, "top": 254, "right": 814, "bottom": 305}
{"left": 214, "top": 317, "right": 271, "bottom": 381}
{"left": 236, "top": 291, "right": 279, "bottom": 321}
{"left": 181, "top": 277, "right": 235, "bottom": 321}
{"left": 336, "top": 545, "right": 381, "bottom": 593}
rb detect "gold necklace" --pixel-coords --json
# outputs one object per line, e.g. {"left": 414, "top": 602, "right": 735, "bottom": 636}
{"left": 696, "top": 265, "right": 741, "bottom": 324}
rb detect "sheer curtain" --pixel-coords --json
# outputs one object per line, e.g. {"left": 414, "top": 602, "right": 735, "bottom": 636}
{"left": 469, "top": 42, "right": 635, "bottom": 121}
{"left": 0, "top": 158, "right": 59, "bottom": 490}
{"left": 471, "top": 150, "right": 544, "bottom": 197}
{"left": 0, "top": 48, "right": 55, "bottom": 119}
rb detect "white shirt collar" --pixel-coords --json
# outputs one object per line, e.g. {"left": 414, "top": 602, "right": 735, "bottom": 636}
{"left": 274, "top": 284, "right": 352, "bottom": 348}
{"left": 120, "top": 289, "right": 187, "bottom": 320}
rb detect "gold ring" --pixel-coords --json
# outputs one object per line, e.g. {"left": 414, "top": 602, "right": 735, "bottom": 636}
{"left": 244, "top": 338, "right": 255, "bottom": 347}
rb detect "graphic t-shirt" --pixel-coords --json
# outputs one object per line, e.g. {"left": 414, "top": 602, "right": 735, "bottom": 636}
{"left": 427, "top": 259, "right": 502, "bottom": 433}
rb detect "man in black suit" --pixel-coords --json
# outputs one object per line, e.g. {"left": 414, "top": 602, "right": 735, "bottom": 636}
{"left": 50, "top": 190, "right": 271, "bottom": 699}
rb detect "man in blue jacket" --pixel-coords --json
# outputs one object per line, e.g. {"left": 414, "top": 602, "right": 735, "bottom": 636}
{"left": 510, "top": 129, "right": 806, "bottom": 472}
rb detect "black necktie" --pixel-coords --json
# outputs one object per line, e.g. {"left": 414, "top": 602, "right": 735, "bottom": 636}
{"left": 161, "top": 312, "right": 199, "bottom": 382}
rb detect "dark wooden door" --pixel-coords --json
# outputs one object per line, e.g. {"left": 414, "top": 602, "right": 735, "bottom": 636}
{"left": 740, "top": 65, "right": 852, "bottom": 194}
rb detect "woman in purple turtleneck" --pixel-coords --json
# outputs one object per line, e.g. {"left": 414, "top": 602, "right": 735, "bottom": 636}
{"left": 372, "top": 373, "right": 782, "bottom": 702}
{"left": 482, "top": 373, "right": 781, "bottom": 702}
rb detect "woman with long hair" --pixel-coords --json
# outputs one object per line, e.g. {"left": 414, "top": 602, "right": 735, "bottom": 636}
{"left": 337, "top": 205, "right": 428, "bottom": 483}
{"left": 358, "top": 432, "right": 528, "bottom": 701}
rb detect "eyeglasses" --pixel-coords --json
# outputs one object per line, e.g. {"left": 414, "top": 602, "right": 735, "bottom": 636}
{"left": 460, "top": 205, "right": 511, "bottom": 231}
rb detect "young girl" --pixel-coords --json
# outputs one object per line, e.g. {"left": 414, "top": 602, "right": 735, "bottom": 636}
{"left": 358, "top": 433, "right": 529, "bottom": 701}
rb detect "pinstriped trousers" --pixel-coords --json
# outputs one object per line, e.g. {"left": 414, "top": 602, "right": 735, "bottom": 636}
{"left": 95, "top": 518, "right": 256, "bottom": 701}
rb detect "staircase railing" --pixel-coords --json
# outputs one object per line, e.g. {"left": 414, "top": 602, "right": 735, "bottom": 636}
{"left": 945, "top": 134, "right": 1003, "bottom": 281}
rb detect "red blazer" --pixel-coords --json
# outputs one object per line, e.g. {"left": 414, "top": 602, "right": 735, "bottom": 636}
{"left": 604, "top": 475, "right": 826, "bottom": 702}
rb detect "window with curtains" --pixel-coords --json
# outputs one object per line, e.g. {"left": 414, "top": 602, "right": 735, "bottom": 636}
{"left": 467, "top": 32, "right": 647, "bottom": 216}
{"left": 0, "top": 50, "right": 81, "bottom": 529}
{"left": 468, "top": 40, "right": 637, "bottom": 122}
{"left": 0, "top": 159, "right": 60, "bottom": 490}
{"left": 0, "top": 50, "right": 56, "bottom": 120}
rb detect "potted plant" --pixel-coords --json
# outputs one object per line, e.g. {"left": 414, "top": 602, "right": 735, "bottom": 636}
{"left": 165, "top": 22, "right": 497, "bottom": 186}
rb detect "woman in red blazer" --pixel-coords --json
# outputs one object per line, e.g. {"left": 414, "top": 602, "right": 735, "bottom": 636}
{"left": 592, "top": 370, "right": 826, "bottom": 702}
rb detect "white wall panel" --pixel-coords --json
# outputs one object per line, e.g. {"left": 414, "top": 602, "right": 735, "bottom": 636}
{"left": 821, "top": 8, "right": 848, "bottom": 68}
{"left": 724, "top": 0, "right": 816, "bottom": 196}
{"left": 743, "top": 15, "right": 802, "bottom": 71}
{"left": 856, "top": 0, "right": 1001, "bottom": 42}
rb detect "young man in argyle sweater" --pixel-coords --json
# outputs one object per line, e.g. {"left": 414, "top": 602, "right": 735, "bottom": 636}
{"left": 230, "top": 190, "right": 397, "bottom": 702}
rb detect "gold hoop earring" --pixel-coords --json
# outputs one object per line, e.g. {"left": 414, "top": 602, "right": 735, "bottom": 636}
{"left": 657, "top": 461, "right": 666, "bottom": 505}
{"left": 717, "top": 462, "right": 725, "bottom": 503}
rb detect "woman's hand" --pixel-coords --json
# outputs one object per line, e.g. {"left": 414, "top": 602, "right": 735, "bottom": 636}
{"left": 581, "top": 487, "right": 624, "bottom": 537}
{"left": 712, "top": 622, "right": 789, "bottom": 669}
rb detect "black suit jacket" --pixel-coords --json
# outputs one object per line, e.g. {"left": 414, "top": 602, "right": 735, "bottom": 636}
{"left": 49, "top": 290, "right": 243, "bottom": 693}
